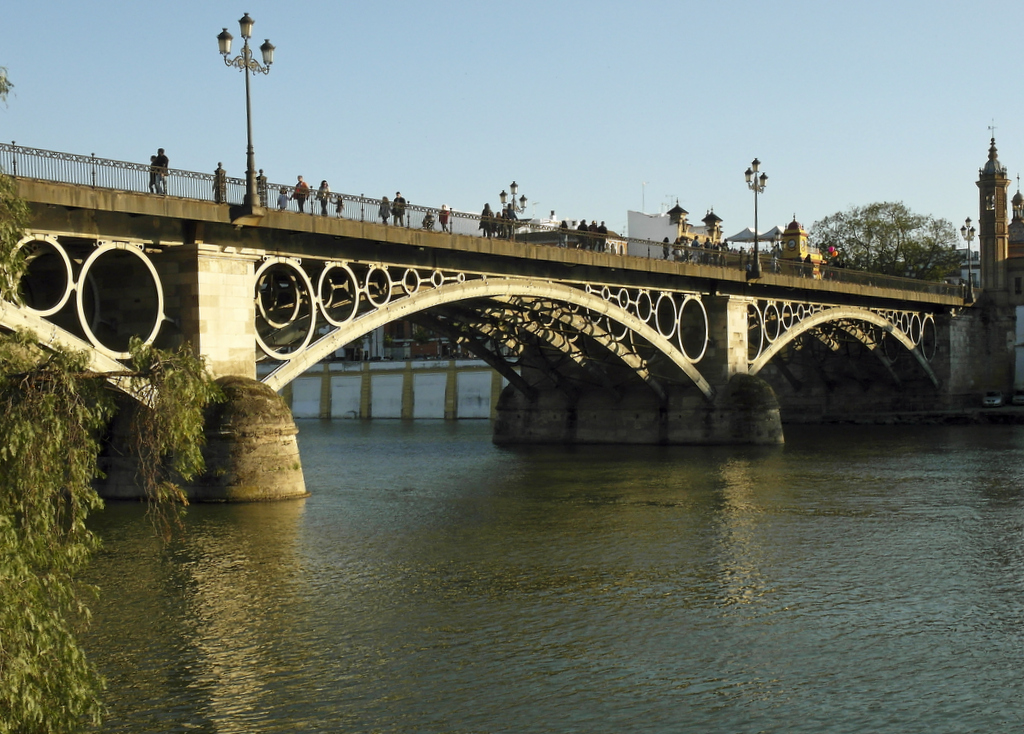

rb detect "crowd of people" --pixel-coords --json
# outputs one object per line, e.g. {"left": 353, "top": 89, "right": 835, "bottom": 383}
{"left": 477, "top": 203, "right": 532, "bottom": 240}
{"left": 176, "top": 157, "right": 835, "bottom": 275}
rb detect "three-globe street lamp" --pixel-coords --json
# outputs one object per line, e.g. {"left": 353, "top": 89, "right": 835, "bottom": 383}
{"left": 744, "top": 158, "right": 768, "bottom": 279}
{"left": 499, "top": 181, "right": 528, "bottom": 216}
{"left": 217, "top": 13, "right": 275, "bottom": 215}
{"left": 960, "top": 217, "right": 976, "bottom": 302}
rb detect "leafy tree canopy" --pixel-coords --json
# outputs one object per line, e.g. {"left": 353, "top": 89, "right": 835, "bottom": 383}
{"left": 810, "top": 201, "right": 962, "bottom": 281}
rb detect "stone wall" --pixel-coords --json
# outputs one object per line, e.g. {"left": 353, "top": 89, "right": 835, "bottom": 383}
{"left": 275, "top": 359, "right": 505, "bottom": 420}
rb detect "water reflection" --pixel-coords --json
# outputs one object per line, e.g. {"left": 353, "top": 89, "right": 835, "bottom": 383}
{"left": 88, "top": 500, "right": 308, "bottom": 731}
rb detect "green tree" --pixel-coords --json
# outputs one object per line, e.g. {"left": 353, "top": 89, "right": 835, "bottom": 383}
{"left": 810, "top": 201, "right": 962, "bottom": 281}
{"left": 0, "top": 329, "right": 221, "bottom": 733}
{"left": 0, "top": 73, "right": 221, "bottom": 730}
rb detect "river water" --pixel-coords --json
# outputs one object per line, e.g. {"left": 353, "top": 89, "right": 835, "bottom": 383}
{"left": 84, "top": 420, "right": 1024, "bottom": 733}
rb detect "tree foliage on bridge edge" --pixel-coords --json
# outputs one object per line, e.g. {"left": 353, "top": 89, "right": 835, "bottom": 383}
{"left": 810, "top": 201, "right": 962, "bottom": 281}
{"left": 0, "top": 168, "right": 222, "bottom": 732}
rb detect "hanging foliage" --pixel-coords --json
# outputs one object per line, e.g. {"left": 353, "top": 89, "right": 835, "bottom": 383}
{"left": 0, "top": 164, "right": 222, "bottom": 730}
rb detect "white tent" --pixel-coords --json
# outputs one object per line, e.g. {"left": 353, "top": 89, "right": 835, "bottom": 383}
{"left": 725, "top": 225, "right": 785, "bottom": 243}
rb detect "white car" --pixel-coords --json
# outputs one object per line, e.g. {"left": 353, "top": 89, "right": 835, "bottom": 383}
{"left": 983, "top": 390, "right": 1004, "bottom": 408}
{"left": 1013, "top": 390, "right": 1024, "bottom": 406}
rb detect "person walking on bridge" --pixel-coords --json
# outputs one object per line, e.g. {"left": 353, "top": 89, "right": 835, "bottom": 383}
{"left": 439, "top": 204, "right": 450, "bottom": 232}
{"left": 379, "top": 196, "right": 391, "bottom": 224}
{"left": 292, "top": 176, "right": 310, "bottom": 212}
{"left": 317, "top": 180, "right": 331, "bottom": 215}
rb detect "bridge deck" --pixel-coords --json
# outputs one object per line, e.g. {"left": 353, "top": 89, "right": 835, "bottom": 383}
{"left": 16, "top": 177, "right": 964, "bottom": 313}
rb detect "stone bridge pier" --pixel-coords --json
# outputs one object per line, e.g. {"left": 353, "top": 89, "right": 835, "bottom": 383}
{"left": 492, "top": 295, "right": 784, "bottom": 446}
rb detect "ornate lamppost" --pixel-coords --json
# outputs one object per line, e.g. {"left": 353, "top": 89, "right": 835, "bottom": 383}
{"left": 217, "top": 13, "right": 275, "bottom": 217}
{"left": 960, "top": 216, "right": 976, "bottom": 302}
{"left": 744, "top": 158, "right": 768, "bottom": 279}
{"left": 499, "top": 181, "right": 528, "bottom": 217}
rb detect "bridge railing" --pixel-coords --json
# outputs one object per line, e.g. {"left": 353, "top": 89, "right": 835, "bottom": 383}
{"left": 0, "top": 142, "right": 964, "bottom": 299}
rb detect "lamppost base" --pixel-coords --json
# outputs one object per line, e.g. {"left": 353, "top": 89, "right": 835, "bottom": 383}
{"left": 747, "top": 262, "right": 763, "bottom": 281}
{"left": 229, "top": 203, "right": 267, "bottom": 226}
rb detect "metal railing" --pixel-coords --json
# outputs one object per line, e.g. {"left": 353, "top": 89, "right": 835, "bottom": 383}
{"left": 0, "top": 141, "right": 964, "bottom": 300}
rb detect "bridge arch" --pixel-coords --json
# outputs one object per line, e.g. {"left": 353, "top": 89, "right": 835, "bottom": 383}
{"left": 262, "top": 277, "right": 716, "bottom": 399}
{"left": 748, "top": 305, "right": 940, "bottom": 387}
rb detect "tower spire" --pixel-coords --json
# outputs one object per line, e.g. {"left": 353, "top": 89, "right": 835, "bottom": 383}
{"left": 977, "top": 135, "right": 1011, "bottom": 294}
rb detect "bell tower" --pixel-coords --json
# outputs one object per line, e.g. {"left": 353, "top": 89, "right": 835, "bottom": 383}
{"left": 977, "top": 137, "right": 1010, "bottom": 293}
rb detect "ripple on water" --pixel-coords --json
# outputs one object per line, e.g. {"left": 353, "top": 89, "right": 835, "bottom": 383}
{"left": 84, "top": 422, "right": 1024, "bottom": 732}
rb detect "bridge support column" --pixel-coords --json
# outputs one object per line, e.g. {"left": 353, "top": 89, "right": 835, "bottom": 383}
{"left": 167, "top": 244, "right": 259, "bottom": 380}
{"left": 99, "top": 376, "right": 308, "bottom": 502}
{"left": 188, "top": 376, "right": 308, "bottom": 501}
{"left": 701, "top": 295, "right": 752, "bottom": 385}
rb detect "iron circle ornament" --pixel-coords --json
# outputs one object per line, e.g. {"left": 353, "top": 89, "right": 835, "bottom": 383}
{"left": 317, "top": 262, "right": 360, "bottom": 327}
{"left": 781, "top": 302, "right": 795, "bottom": 330}
{"left": 363, "top": 266, "right": 393, "bottom": 309}
{"left": 907, "top": 312, "right": 923, "bottom": 345}
{"left": 74, "top": 242, "right": 165, "bottom": 360}
{"left": 635, "top": 290, "right": 653, "bottom": 323}
{"left": 919, "top": 315, "right": 937, "bottom": 361}
{"left": 747, "top": 301, "right": 765, "bottom": 362}
{"left": 254, "top": 257, "right": 316, "bottom": 361}
{"left": 257, "top": 268, "right": 302, "bottom": 329}
{"left": 15, "top": 234, "right": 75, "bottom": 318}
{"left": 654, "top": 292, "right": 678, "bottom": 339}
{"left": 763, "top": 301, "right": 782, "bottom": 343}
{"left": 401, "top": 268, "right": 422, "bottom": 296}
{"left": 677, "top": 295, "right": 709, "bottom": 363}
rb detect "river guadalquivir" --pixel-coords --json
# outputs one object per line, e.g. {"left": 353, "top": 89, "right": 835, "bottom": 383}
{"left": 84, "top": 421, "right": 1024, "bottom": 732}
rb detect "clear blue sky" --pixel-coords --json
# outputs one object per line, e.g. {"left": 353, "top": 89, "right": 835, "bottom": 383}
{"left": 1, "top": 0, "right": 1019, "bottom": 238}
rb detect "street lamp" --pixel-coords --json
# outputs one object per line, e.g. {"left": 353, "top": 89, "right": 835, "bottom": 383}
{"left": 499, "top": 181, "right": 528, "bottom": 216}
{"left": 744, "top": 158, "right": 768, "bottom": 279}
{"left": 960, "top": 217, "right": 976, "bottom": 302}
{"left": 218, "top": 13, "right": 275, "bottom": 215}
